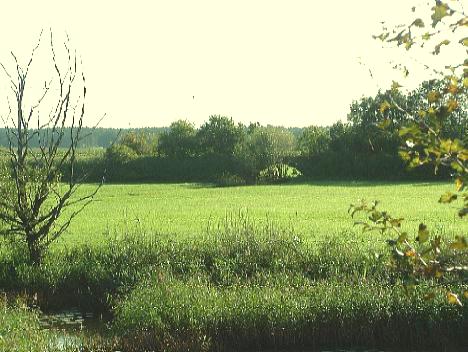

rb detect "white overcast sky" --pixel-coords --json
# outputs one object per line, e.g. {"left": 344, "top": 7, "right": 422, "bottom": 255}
{"left": 0, "top": 0, "right": 465, "bottom": 128}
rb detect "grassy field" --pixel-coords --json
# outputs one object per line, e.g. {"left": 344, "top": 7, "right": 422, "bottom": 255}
{"left": 1, "top": 181, "right": 467, "bottom": 351}
{"left": 60, "top": 181, "right": 467, "bottom": 246}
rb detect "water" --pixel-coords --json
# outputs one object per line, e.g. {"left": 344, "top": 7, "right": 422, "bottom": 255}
{"left": 39, "top": 308, "right": 108, "bottom": 332}
{"left": 38, "top": 308, "right": 110, "bottom": 351}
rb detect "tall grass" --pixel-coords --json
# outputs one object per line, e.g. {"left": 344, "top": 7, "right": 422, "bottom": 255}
{"left": 114, "top": 279, "right": 467, "bottom": 352}
{"left": 1, "top": 213, "right": 466, "bottom": 351}
{"left": 0, "top": 216, "right": 389, "bottom": 310}
{"left": 0, "top": 295, "right": 78, "bottom": 352}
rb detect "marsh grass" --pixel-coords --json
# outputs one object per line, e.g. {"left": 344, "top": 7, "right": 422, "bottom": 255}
{"left": 0, "top": 215, "right": 389, "bottom": 310}
{"left": 0, "top": 295, "right": 79, "bottom": 352}
{"left": 113, "top": 279, "right": 467, "bottom": 352}
{"left": 1, "top": 213, "right": 467, "bottom": 351}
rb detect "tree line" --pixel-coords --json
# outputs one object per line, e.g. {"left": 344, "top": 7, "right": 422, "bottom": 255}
{"left": 93, "top": 78, "right": 465, "bottom": 183}
{"left": 2, "top": 77, "right": 464, "bottom": 184}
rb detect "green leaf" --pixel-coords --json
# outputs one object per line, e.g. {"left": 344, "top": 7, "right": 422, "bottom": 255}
{"left": 417, "top": 223, "right": 429, "bottom": 243}
{"left": 412, "top": 18, "right": 425, "bottom": 28}
{"left": 459, "top": 150, "right": 468, "bottom": 162}
{"left": 399, "top": 125, "right": 420, "bottom": 137}
{"left": 427, "top": 91, "right": 440, "bottom": 103}
{"left": 397, "top": 232, "right": 408, "bottom": 243}
{"left": 379, "top": 101, "right": 391, "bottom": 114}
{"left": 422, "top": 32, "right": 432, "bottom": 40}
{"left": 449, "top": 236, "right": 467, "bottom": 250}
{"left": 451, "top": 161, "right": 464, "bottom": 173}
{"left": 431, "top": 2, "right": 452, "bottom": 27}
{"left": 447, "top": 83, "right": 458, "bottom": 94}
{"left": 456, "top": 17, "right": 468, "bottom": 27}
{"left": 404, "top": 38, "right": 414, "bottom": 50}
{"left": 446, "top": 99, "right": 458, "bottom": 112}
{"left": 459, "top": 37, "right": 468, "bottom": 47}
{"left": 439, "top": 192, "right": 457, "bottom": 203}
{"left": 433, "top": 39, "right": 450, "bottom": 55}
{"left": 455, "top": 177, "right": 464, "bottom": 192}
{"left": 398, "top": 150, "right": 411, "bottom": 161}
{"left": 402, "top": 66, "right": 409, "bottom": 77}
{"left": 439, "top": 138, "right": 463, "bottom": 153}
{"left": 378, "top": 118, "right": 391, "bottom": 129}
{"left": 447, "top": 292, "right": 462, "bottom": 306}
{"left": 391, "top": 81, "right": 403, "bottom": 90}
{"left": 373, "top": 32, "right": 390, "bottom": 41}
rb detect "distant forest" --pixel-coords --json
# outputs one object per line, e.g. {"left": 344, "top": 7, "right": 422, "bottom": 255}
{"left": 0, "top": 127, "right": 169, "bottom": 149}
{"left": 1, "top": 78, "right": 466, "bottom": 183}
{"left": 0, "top": 126, "right": 304, "bottom": 149}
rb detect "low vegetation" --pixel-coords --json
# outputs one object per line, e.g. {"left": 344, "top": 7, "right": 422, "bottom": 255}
{"left": 0, "top": 182, "right": 467, "bottom": 350}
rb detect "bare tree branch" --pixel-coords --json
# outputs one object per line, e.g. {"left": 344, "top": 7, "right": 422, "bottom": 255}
{"left": 0, "top": 31, "right": 103, "bottom": 265}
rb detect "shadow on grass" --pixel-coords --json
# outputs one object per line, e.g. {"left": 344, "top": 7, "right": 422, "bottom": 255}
{"left": 177, "top": 178, "right": 452, "bottom": 190}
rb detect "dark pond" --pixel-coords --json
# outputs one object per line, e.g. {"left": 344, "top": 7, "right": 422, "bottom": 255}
{"left": 39, "top": 307, "right": 109, "bottom": 332}
{"left": 38, "top": 308, "right": 110, "bottom": 350}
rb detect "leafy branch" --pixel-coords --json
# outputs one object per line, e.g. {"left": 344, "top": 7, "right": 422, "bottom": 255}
{"left": 353, "top": 0, "right": 468, "bottom": 305}
{"left": 349, "top": 199, "right": 468, "bottom": 305}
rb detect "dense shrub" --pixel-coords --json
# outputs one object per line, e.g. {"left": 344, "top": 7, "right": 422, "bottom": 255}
{"left": 105, "top": 144, "right": 138, "bottom": 164}
{"left": 103, "top": 154, "right": 240, "bottom": 183}
{"left": 293, "top": 152, "right": 449, "bottom": 180}
{"left": 257, "top": 164, "right": 302, "bottom": 184}
{"left": 297, "top": 125, "right": 331, "bottom": 157}
{"left": 158, "top": 120, "right": 198, "bottom": 158}
{"left": 235, "top": 126, "right": 296, "bottom": 183}
{"left": 197, "top": 115, "right": 244, "bottom": 156}
{"left": 118, "top": 131, "right": 158, "bottom": 156}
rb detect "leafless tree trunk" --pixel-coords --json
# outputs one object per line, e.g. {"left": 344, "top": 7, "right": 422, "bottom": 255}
{"left": 0, "top": 30, "right": 103, "bottom": 265}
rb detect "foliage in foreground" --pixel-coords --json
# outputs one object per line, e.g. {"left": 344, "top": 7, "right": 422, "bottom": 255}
{"left": 351, "top": 0, "right": 468, "bottom": 305}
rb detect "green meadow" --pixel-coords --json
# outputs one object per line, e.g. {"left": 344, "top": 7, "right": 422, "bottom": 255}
{"left": 2, "top": 181, "right": 468, "bottom": 351}
{"left": 61, "top": 181, "right": 467, "bottom": 246}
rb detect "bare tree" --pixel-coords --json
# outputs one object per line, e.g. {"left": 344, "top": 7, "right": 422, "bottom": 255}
{"left": 0, "top": 30, "right": 102, "bottom": 265}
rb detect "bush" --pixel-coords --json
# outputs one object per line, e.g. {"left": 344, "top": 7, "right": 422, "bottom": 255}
{"left": 158, "top": 120, "right": 197, "bottom": 158}
{"left": 105, "top": 144, "right": 138, "bottom": 164}
{"left": 118, "top": 131, "right": 157, "bottom": 156}
{"left": 235, "top": 126, "right": 296, "bottom": 183}
{"left": 257, "top": 164, "right": 302, "bottom": 184}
